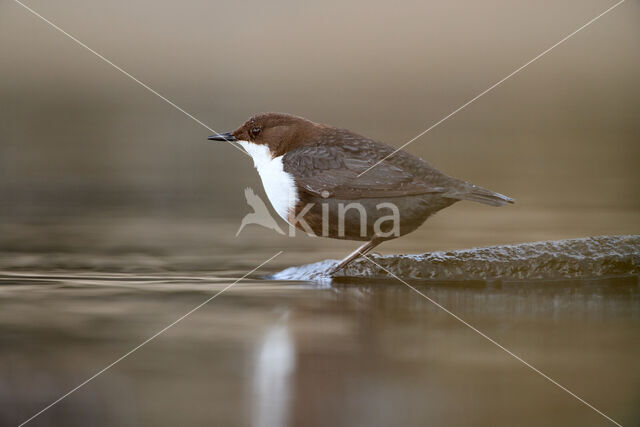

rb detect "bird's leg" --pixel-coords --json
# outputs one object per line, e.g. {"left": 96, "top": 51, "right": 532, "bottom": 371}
{"left": 328, "top": 236, "right": 384, "bottom": 275}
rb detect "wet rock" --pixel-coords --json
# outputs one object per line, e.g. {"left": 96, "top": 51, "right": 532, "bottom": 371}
{"left": 273, "top": 235, "right": 640, "bottom": 282}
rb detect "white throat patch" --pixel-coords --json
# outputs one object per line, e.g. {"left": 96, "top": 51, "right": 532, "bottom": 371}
{"left": 238, "top": 140, "right": 298, "bottom": 222}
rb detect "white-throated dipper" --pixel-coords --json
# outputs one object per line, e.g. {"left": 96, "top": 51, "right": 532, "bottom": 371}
{"left": 209, "top": 113, "right": 514, "bottom": 274}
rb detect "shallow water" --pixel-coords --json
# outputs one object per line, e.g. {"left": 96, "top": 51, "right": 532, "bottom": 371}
{"left": 1, "top": 216, "right": 639, "bottom": 426}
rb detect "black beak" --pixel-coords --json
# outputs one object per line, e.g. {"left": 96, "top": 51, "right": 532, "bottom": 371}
{"left": 207, "top": 132, "right": 236, "bottom": 141}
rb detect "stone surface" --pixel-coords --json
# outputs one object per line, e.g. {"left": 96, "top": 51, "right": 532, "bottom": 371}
{"left": 272, "top": 235, "right": 640, "bottom": 282}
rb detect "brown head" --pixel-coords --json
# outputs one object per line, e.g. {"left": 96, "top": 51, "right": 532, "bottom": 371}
{"left": 208, "top": 113, "right": 324, "bottom": 157}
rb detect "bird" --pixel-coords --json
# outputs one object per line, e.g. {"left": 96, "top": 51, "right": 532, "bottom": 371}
{"left": 208, "top": 113, "right": 513, "bottom": 274}
{"left": 236, "top": 187, "right": 285, "bottom": 236}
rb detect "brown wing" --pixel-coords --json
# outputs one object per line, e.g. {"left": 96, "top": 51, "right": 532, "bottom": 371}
{"left": 282, "top": 130, "right": 454, "bottom": 199}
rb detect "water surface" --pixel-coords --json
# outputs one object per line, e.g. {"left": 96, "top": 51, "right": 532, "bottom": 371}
{"left": 1, "top": 217, "right": 639, "bottom": 426}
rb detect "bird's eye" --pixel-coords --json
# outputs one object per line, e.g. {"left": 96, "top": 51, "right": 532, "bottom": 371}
{"left": 250, "top": 127, "right": 262, "bottom": 138}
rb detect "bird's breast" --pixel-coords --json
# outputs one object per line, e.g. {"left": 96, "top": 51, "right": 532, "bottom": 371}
{"left": 239, "top": 140, "right": 298, "bottom": 222}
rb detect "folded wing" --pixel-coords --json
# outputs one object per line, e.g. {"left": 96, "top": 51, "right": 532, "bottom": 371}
{"left": 282, "top": 138, "right": 450, "bottom": 199}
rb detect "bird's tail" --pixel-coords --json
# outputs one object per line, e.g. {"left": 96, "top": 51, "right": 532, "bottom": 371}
{"left": 445, "top": 183, "right": 514, "bottom": 207}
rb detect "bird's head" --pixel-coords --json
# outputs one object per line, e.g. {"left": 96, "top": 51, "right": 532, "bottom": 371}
{"left": 208, "top": 112, "right": 322, "bottom": 158}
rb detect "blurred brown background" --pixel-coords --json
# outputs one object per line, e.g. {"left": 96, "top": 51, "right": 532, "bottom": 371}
{"left": 1, "top": 0, "right": 638, "bottom": 233}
